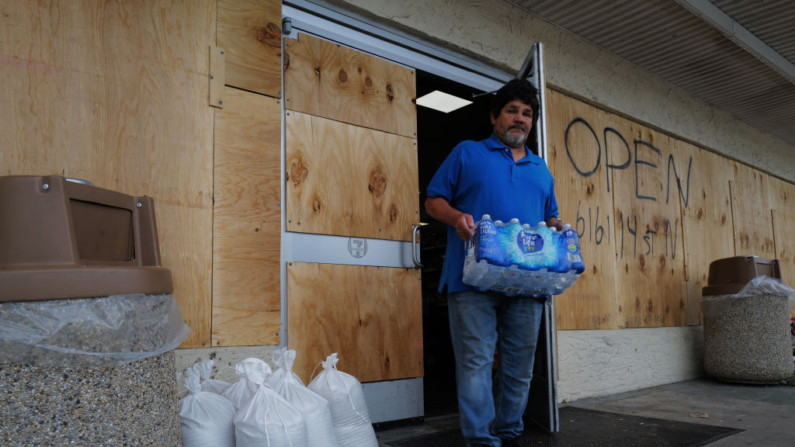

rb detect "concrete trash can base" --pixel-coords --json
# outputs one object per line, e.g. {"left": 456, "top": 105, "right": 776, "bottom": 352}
{"left": 0, "top": 176, "right": 189, "bottom": 446}
{"left": 0, "top": 351, "right": 180, "bottom": 447}
{"left": 703, "top": 294, "right": 793, "bottom": 384}
{"left": 702, "top": 256, "right": 795, "bottom": 384}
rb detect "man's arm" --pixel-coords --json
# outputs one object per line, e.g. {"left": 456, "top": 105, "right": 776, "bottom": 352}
{"left": 425, "top": 196, "right": 475, "bottom": 241}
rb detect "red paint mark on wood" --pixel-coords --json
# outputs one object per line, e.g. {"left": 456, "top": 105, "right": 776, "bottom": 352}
{"left": 0, "top": 55, "right": 55, "bottom": 75}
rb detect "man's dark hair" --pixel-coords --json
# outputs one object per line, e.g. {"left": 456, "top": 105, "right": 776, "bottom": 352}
{"left": 490, "top": 79, "right": 540, "bottom": 125}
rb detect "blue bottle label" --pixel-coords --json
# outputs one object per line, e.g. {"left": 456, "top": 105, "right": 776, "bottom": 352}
{"left": 475, "top": 220, "right": 503, "bottom": 264}
{"left": 558, "top": 229, "right": 585, "bottom": 273}
{"left": 517, "top": 230, "right": 544, "bottom": 254}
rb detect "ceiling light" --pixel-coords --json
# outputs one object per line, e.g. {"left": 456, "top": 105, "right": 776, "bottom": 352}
{"left": 416, "top": 90, "right": 472, "bottom": 113}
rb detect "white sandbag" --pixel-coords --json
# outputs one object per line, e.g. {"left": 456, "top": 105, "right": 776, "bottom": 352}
{"left": 266, "top": 348, "right": 305, "bottom": 389}
{"left": 222, "top": 358, "right": 272, "bottom": 410}
{"left": 179, "top": 366, "right": 237, "bottom": 447}
{"left": 308, "top": 353, "right": 378, "bottom": 447}
{"left": 234, "top": 365, "right": 308, "bottom": 447}
{"left": 195, "top": 359, "right": 232, "bottom": 395}
{"left": 270, "top": 349, "right": 338, "bottom": 447}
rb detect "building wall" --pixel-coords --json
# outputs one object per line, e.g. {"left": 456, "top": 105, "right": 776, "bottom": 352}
{"left": 5, "top": 0, "right": 790, "bottom": 406}
{"left": 325, "top": 0, "right": 795, "bottom": 183}
{"left": 324, "top": 0, "right": 795, "bottom": 401}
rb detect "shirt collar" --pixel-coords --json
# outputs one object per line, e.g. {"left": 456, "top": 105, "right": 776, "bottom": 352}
{"left": 484, "top": 134, "right": 540, "bottom": 165}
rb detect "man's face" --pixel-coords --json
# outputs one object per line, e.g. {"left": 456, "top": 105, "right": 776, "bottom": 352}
{"left": 491, "top": 99, "right": 534, "bottom": 149}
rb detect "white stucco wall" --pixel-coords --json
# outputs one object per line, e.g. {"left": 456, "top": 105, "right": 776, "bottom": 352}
{"left": 325, "top": 0, "right": 795, "bottom": 183}
{"left": 556, "top": 327, "right": 705, "bottom": 403}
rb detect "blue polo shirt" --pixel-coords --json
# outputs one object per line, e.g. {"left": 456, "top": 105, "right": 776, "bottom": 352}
{"left": 427, "top": 135, "right": 559, "bottom": 294}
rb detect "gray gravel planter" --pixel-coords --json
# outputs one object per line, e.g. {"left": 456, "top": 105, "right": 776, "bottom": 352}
{"left": 704, "top": 295, "right": 794, "bottom": 384}
{"left": 0, "top": 351, "right": 181, "bottom": 446}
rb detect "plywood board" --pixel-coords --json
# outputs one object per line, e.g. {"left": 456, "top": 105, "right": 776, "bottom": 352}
{"left": 546, "top": 90, "right": 618, "bottom": 330}
{"left": 0, "top": 0, "right": 216, "bottom": 348}
{"left": 609, "top": 120, "right": 687, "bottom": 328}
{"left": 678, "top": 145, "right": 735, "bottom": 325}
{"left": 286, "top": 111, "right": 419, "bottom": 241}
{"left": 212, "top": 87, "right": 281, "bottom": 346}
{"left": 284, "top": 33, "right": 417, "bottom": 138}
{"left": 209, "top": 46, "right": 226, "bottom": 108}
{"left": 287, "top": 263, "right": 424, "bottom": 383}
{"left": 767, "top": 177, "right": 795, "bottom": 318}
{"left": 217, "top": 0, "right": 282, "bottom": 98}
{"left": 730, "top": 163, "right": 775, "bottom": 259}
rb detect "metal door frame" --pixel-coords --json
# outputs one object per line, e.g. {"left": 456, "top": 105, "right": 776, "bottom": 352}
{"left": 279, "top": 0, "right": 508, "bottom": 349}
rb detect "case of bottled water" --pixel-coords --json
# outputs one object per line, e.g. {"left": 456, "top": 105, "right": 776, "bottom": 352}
{"left": 462, "top": 215, "right": 584, "bottom": 297}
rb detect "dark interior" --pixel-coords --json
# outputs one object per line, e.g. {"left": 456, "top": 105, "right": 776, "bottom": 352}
{"left": 416, "top": 69, "right": 492, "bottom": 417}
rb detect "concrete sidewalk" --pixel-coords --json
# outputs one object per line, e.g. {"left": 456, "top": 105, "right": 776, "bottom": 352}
{"left": 376, "top": 379, "right": 795, "bottom": 446}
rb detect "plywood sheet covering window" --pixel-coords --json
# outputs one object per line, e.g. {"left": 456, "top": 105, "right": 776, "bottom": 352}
{"left": 217, "top": 0, "right": 282, "bottom": 98}
{"left": 546, "top": 90, "right": 618, "bottom": 330}
{"left": 678, "top": 145, "right": 735, "bottom": 325}
{"left": 212, "top": 87, "right": 281, "bottom": 346}
{"left": 768, "top": 177, "right": 795, "bottom": 318}
{"left": 0, "top": 0, "right": 216, "bottom": 348}
{"left": 287, "top": 263, "right": 423, "bottom": 383}
{"left": 730, "top": 163, "right": 776, "bottom": 259}
{"left": 284, "top": 33, "right": 417, "bottom": 138}
{"left": 286, "top": 111, "right": 419, "bottom": 241}
{"left": 547, "top": 91, "right": 690, "bottom": 329}
{"left": 609, "top": 122, "right": 687, "bottom": 328}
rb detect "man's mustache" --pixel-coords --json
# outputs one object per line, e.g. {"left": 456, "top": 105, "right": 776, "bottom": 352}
{"left": 508, "top": 125, "right": 526, "bottom": 132}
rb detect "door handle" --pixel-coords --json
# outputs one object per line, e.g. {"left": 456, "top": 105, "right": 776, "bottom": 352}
{"left": 411, "top": 224, "right": 423, "bottom": 268}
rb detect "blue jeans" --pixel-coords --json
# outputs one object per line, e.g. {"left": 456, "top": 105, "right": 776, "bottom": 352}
{"left": 448, "top": 290, "right": 545, "bottom": 447}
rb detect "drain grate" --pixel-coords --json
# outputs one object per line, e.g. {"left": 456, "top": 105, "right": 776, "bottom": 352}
{"left": 389, "top": 407, "right": 743, "bottom": 447}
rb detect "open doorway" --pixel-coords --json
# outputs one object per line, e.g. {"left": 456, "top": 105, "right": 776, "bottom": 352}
{"left": 416, "top": 69, "right": 547, "bottom": 420}
{"left": 416, "top": 70, "right": 492, "bottom": 417}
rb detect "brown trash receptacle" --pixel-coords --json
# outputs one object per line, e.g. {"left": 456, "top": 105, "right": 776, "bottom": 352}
{"left": 0, "top": 175, "right": 186, "bottom": 447}
{"left": 701, "top": 256, "right": 794, "bottom": 384}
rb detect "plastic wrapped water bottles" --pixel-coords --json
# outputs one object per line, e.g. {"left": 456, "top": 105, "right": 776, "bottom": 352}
{"left": 463, "top": 215, "right": 584, "bottom": 296}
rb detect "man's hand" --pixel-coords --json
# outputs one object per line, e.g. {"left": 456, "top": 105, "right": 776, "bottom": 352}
{"left": 424, "top": 197, "right": 476, "bottom": 241}
{"left": 547, "top": 216, "right": 566, "bottom": 232}
{"left": 453, "top": 213, "right": 476, "bottom": 241}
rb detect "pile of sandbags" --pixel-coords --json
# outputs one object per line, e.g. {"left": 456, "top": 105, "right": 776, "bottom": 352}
{"left": 177, "top": 351, "right": 374, "bottom": 447}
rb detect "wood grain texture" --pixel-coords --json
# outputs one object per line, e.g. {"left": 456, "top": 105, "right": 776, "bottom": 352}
{"left": 608, "top": 121, "right": 687, "bottom": 328}
{"left": 212, "top": 87, "right": 281, "bottom": 346}
{"left": 767, "top": 177, "right": 795, "bottom": 318}
{"left": 678, "top": 145, "right": 735, "bottom": 326}
{"left": 287, "top": 262, "right": 423, "bottom": 384}
{"left": 0, "top": 0, "right": 216, "bottom": 348}
{"left": 286, "top": 111, "right": 419, "bottom": 241}
{"left": 730, "top": 163, "right": 775, "bottom": 259}
{"left": 284, "top": 33, "right": 417, "bottom": 138}
{"left": 209, "top": 46, "right": 226, "bottom": 108}
{"left": 217, "top": 0, "right": 282, "bottom": 98}
{"left": 546, "top": 90, "right": 618, "bottom": 330}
